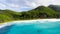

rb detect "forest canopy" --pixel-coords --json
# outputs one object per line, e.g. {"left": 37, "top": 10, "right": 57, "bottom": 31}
{"left": 0, "top": 5, "right": 60, "bottom": 23}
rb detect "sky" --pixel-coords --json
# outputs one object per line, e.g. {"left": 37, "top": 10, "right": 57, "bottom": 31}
{"left": 0, "top": 0, "right": 60, "bottom": 12}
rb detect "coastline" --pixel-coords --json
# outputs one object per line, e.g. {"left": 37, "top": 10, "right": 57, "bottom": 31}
{"left": 13, "top": 19, "right": 60, "bottom": 23}
{"left": 0, "top": 19, "right": 60, "bottom": 28}
{"left": 0, "top": 22, "right": 14, "bottom": 28}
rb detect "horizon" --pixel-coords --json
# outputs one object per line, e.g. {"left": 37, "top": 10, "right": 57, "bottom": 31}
{"left": 0, "top": 0, "right": 60, "bottom": 12}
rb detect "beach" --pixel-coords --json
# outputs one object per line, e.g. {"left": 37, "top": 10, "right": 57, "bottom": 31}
{"left": 0, "top": 19, "right": 60, "bottom": 28}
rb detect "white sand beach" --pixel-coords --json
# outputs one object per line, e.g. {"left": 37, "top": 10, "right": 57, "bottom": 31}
{"left": 13, "top": 19, "right": 60, "bottom": 24}
{"left": 0, "top": 19, "right": 60, "bottom": 28}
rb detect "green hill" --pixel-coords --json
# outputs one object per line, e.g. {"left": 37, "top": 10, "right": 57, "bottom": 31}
{"left": 0, "top": 10, "right": 21, "bottom": 23}
{"left": 0, "top": 5, "right": 60, "bottom": 23}
{"left": 20, "top": 6, "right": 60, "bottom": 19}
{"left": 48, "top": 5, "right": 60, "bottom": 12}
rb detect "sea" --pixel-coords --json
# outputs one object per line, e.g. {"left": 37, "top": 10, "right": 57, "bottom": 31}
{"left": 0, "top": 19, "right": 60, "bottom": 34}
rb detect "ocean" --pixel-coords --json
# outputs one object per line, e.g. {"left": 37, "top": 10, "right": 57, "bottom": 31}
{"left": 0, "top": 20, "right": 60, "bottom": 34}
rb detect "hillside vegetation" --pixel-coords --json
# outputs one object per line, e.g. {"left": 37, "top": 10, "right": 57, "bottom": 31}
{"left": 0, "top": 5, "right": 60, "bottom": 23}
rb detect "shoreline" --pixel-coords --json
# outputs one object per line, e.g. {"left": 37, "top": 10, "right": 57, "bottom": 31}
{"left": 0, "top": 19, "right": 60, "bottom": 24}
{"left": 13, "top": 19, "right": 60, "bottom": 23}
{"left": 0, "top": 19, "right": 60, "bottom": 28}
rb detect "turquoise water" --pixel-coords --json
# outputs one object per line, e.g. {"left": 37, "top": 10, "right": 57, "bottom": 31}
{"left": 1, "top": 21, "right": 60, "bottom": 34}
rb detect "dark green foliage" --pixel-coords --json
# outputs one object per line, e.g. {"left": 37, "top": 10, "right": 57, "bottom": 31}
{"left": 49, "top": 5, "right": 60, "bottom": 12}
{"left": 0, "top": 5, "right": 60, "bottom": 23}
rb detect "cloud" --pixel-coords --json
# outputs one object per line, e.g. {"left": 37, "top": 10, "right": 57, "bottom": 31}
{"left": 11, "top": 0, "right": 18, "bottom": 1}
{"left": 25, "top": 0, "right": 38, "bottom": 8}
{"left": 7, "top": 3, "right": 20, "bottom": 8}
{"left": 0, "top": 3, "right": 6, "bottom": 7}
{"left": 0, "top": 3, "right": 7, "bottom": 9}
{"left": 0, "top": 0, "right": 6, "bottom": 2}
{"left": 0, "top": 0, "right": 60, "bottom": 11}
{"left": 23, "top": 0, "right": 60, "bottom": 7}
{"left": 51, "top": 0, "right": 60, "bottom": 5}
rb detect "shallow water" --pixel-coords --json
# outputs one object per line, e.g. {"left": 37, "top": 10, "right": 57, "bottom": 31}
{"left": 0, "top": 21, "right": 60, "bottom": 34}
{"left": 0, "top": 25, "right": 14, "bottom": 34}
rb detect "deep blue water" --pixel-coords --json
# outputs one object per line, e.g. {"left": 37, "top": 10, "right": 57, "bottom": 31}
{"left": 0, "top": 21, "right": 60, "bottom": 34}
